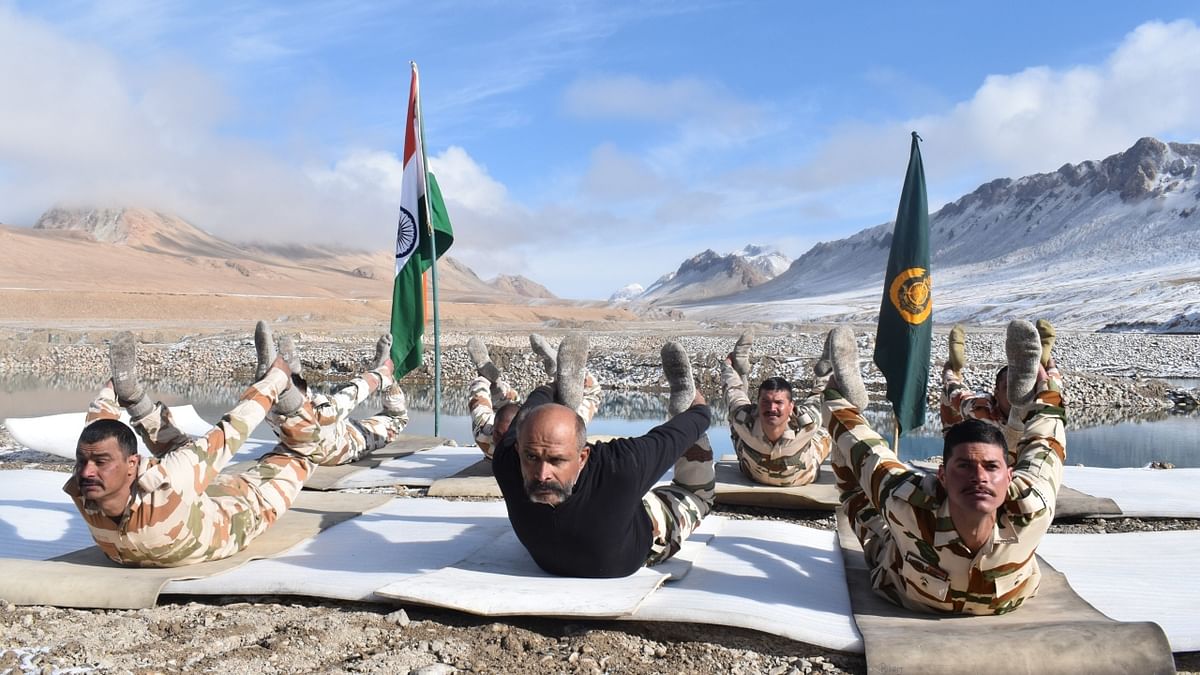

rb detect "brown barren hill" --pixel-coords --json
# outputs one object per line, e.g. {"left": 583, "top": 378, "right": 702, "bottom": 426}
{"left": 0, "top": 207, "right": 638, "bottom": 333}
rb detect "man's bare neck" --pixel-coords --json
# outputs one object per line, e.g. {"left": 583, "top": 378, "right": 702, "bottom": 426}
{"left": 950, "top": 508, "right": 997, "bottom": 554}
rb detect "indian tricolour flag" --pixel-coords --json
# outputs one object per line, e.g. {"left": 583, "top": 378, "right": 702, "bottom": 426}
{"left": 391, "top": 64, "right": 453, "bottom": 379}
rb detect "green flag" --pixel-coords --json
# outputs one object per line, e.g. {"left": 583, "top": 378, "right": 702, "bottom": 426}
{"left": 872, "top": 131, "right": 932, "bottom": 432}
{"left": 391, "top": 171, "right": 454, "bottom": 379}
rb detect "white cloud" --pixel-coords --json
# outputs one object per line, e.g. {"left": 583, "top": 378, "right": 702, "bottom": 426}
{"left": 803, "top": 19, "right": 1200, "bottom": 191}
{"left": 579, "top": 143, "right": 668, "bottom": 200}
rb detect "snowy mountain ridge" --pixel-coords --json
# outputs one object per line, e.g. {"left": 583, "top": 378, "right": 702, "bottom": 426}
{"left": 675, "top": 137, "right": 1200, "bottom": 330}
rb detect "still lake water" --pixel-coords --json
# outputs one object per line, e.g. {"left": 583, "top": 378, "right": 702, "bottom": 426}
{"left": 2, "top": 375, "right": 1197, "bottom": 468}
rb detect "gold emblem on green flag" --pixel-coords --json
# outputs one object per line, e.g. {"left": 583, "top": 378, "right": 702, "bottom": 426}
{"left": 888, "top": 267, "right": 932, "bottom": 325}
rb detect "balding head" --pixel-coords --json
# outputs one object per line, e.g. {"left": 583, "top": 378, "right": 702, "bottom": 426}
{"left": 515, "top": 403, "right": 590, "bottom": 506}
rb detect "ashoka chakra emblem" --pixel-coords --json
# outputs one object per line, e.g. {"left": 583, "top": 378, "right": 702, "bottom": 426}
{"left": 396, "top": 207, "right": 418, "bottom": 259}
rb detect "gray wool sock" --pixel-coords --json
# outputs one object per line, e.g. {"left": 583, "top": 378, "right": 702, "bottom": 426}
{"left": 731, "top": 330, "right": 754, "bottom": 378}
{"left": 529, "top": 333, "right": 557, "bottom": 376}
{"left": 828, "top": 327, "right": 868, "bottom": 411}
{"left": 109, "top": 331, "right": 145, "bottom": 404}
{"left": 1006, "top": 320, "right": 1042, "bottom": 408}
{"left": 273, "top": 381, "right": 305, "bottom": 416}
{"left": 554, "top": 333, "right": 589, "bottom": 412}
{"left": 373, "top": 333, "right": 393, "bottom": 370}
{"left": 279, "top": 335, "right": 303, "bottom": 377}
{"left": 661, "top": 341, "right": 696, "bottom": 417}
{"left": 254, "top": 321, "right": 276, "bottom": 381}
{"left": 467, "top": 337, "right": 501, "bottom": 383}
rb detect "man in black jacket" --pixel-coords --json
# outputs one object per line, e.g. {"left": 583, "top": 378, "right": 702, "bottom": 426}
{"left": 492, "top": 336, "right": 715, "bottom": 578}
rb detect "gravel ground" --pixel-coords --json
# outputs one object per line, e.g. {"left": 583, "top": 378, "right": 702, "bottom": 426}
{"left": 2, "top": 327, "right": 1198, "bottom": 674}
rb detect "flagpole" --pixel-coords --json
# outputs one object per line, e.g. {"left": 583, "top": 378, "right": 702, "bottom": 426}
{"left": 411, "top": 61, "right": 442, "bottom": 436}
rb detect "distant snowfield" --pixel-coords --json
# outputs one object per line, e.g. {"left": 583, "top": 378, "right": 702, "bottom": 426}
{"left": 684, "top": 258, "right": 1199, "bottom": 330}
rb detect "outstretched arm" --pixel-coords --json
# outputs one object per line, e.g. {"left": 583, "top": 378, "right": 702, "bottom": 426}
{"left": 823, "top": 386, "right": 915, "bottom": 513}
{"left": 722, "top": 358, "right": 751, "bottom": 413}
{"left": 1006, "top": 370, "right": 1066, "bottom": 522}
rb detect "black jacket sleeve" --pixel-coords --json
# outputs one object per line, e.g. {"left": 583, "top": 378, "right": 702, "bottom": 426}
{"left": 608, "top": 403, "right": 712, "bottom": 494}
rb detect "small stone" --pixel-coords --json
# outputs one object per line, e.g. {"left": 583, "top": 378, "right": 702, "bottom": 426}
{"left": 385, "top": 609, "right": 410, "bottom": 627}
{"left": 501, "top": 634, "right": 524, "bottom": 654}
{"left": 410, "top": 665, "right": 456, "bottom": 675}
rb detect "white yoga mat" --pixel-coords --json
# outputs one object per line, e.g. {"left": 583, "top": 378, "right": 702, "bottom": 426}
{"left": 2, "top": 470, "right": 1196, "bottom": 654}
{"left": 315, "top": 445, "right": 485, "bottom": 489}
{"left": 1038, "top": 529, "right": 1200, "bottom": 652}
{"left": 6, "top": 406, "right": 216, "bottom": 459}
{"left": 1060, "top": 466, "right": 1200, "bottom": 518}
{"left": 0, "top": 469, "right": 95, "bottom": 560}
{"left": 629, "top": 519, "right": 863, "bottom": 652}
{"left": 374, "top": 529, "right": 704, "bottom": 618}
{"left": 164, "top": 498, "right": 514, "bottom": 601}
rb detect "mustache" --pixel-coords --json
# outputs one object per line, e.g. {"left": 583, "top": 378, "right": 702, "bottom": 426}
{"left": 962, "top": 485, "right": 996, "bottom": 496}
{"left": 524, "top": 479, "right": 573, "bottom": 501}
{"left": 79, "top": 478, "right": 103, "bottom": 489}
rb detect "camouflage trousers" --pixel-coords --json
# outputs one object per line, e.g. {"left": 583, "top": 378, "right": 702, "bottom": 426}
{"left": 83, "top": 370, "right": 317, "bottom": 566}
{"left": 643, "top": 433, "right": 716, "bottom": 566}
{"left": 267, "top": 365, "right": 408, "bottom": 466}
{"left": 469, "top": 376, "right": 520, "bottom": 459}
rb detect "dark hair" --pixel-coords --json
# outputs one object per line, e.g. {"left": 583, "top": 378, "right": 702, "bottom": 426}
{"left": 493, "top": 402, "right": 520, "bottom": 435}
{"left": 757, "top": 377, "right": 794, "bottom": 397}
{"left": 994, "top": 365, "right": 1009, "bottom": 388}
{"left": 942, "top": 418, "right": 1007, "bottom": 465}
{"left": 78, "top": 419, "right": 138, "bottom": 458}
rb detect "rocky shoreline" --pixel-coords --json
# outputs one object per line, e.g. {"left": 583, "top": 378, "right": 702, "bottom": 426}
{"left": 1, "top": 328, "right": 1196, "bottom": 414}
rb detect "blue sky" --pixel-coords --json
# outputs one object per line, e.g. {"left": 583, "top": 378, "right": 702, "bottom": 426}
{"left": 3, "top": 1, "right": 1200, "bottom": 298}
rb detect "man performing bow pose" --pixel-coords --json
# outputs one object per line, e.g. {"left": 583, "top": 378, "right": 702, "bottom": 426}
{"left": 721, "top": 330, "right": 862, "bottom": 486}
{"left": 492, "top": 334, "right": 716, "bottom": 577}
{"left": 941, "top": 319, "right": 1062, "bottom": 463}
{"left": 260, "top": 323, "right": 409, "bottom": 466}
{"left": 824, "top": 321, "right": 1065, "bottom": 614}
{"left": 67, "top": 327, "right": 324, "bottom": 567}
{"left": 465, "top": 334, "right": 600, "bottom": 459}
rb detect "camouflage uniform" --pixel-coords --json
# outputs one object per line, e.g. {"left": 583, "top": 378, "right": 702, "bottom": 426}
{"left": 470, "top": 372, "right": 602, "bottom": 459}
{"left": 643, "top": 431, "right": 715, "bottom": 565}
{"left": 941, "top": 363, "right": 1064, "bottom": 465}
{"left": 468, "top": 376, "right": 520, "bottom": 459}
{"left": 722, "top": 362, "right": 831, "bottom": 486}
{"left": 828, "top": 376, "right": 1066, "bottom": 615}
{"left": 267, "top": 365, "right": 408, "bottom": 466}
{"left": 65, "top": 368, "right": 318, "bottom": 567}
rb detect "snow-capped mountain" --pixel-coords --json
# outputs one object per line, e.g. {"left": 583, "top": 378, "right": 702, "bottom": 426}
{"left": 609, "top": 283, "right": 645, "bottom": 303}
{"left": 736, "top": 244, "right": 790, "bottom": 278}
{"left": 678, "top": 137, "right": 1200, "bottom": 330}
{"left": 637, "top": 245, "right": 792, "bottom": 304}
